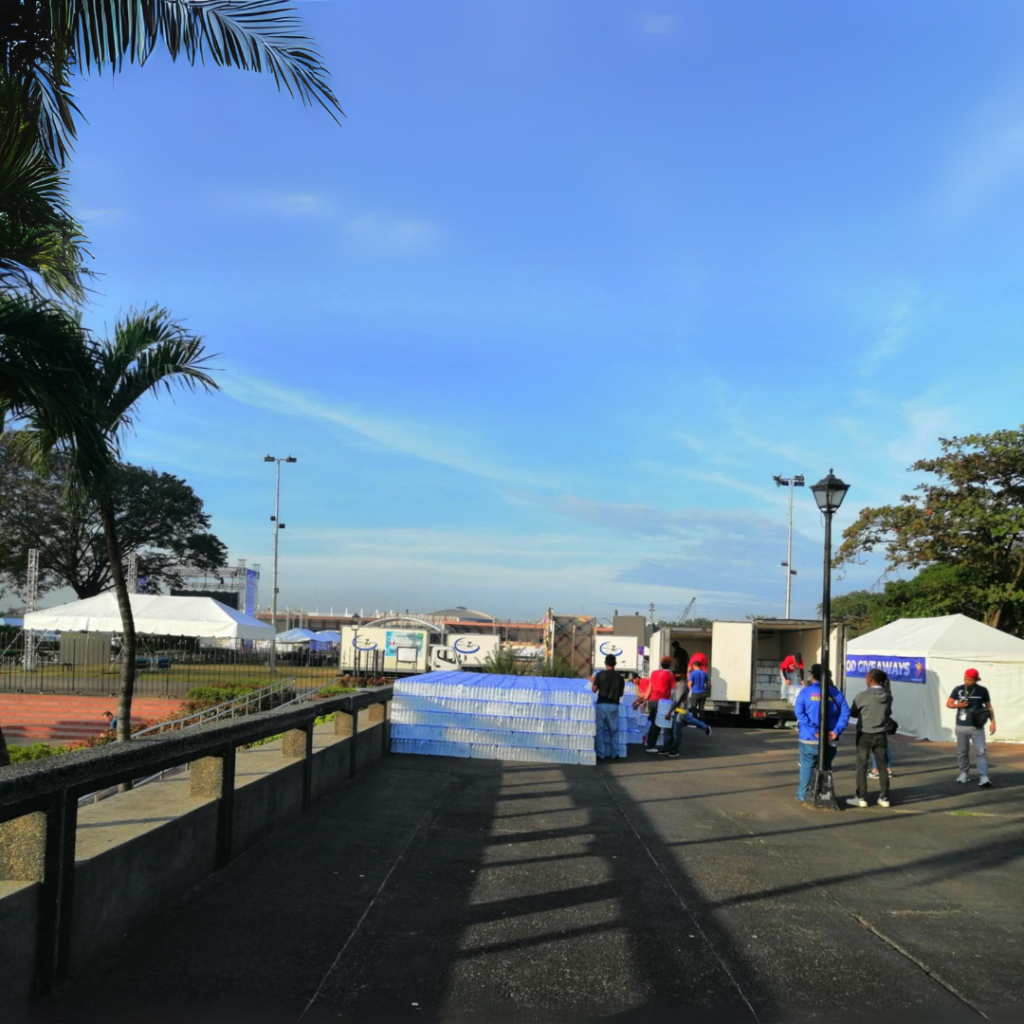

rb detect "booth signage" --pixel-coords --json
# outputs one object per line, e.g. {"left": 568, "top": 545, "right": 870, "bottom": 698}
{"left": 846, "top": 655, "right": 927, "bottom": 683}
{"left": 385, "top": 630, "right": 424, "bottom": 656}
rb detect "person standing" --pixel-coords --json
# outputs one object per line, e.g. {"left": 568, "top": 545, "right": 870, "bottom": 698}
{"left": 946, "top": 668, "right": 996, "bottom": 787}
{"left": 846, "top": 669, "right": 894, "bottom": 808}
{"left": 687, "top": 660, "right": 710, "bottom": 720}
{"left": 591, "top": 654, "right": 625, "bottom": 761}
{"left": 779, "top": 652, "right": 804, "bottom": 704}
{"left": 639, "top": 656, "right": 676, "bottom": 753}
{"left": 671, "top": 640, "right": 689, "bottom": 676}
{"left": 794, "top": 663, "right": 850, "bottom": 802}
{"left": 662, "top": 674, "right": 712, "bottom": 757}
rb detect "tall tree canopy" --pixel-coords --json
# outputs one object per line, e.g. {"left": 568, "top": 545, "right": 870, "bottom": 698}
{"left": 835, "top": 426, "right": 1024, "bottom": 634}
{"left": 0, "top": 436, "right": 228, "bottom": 599}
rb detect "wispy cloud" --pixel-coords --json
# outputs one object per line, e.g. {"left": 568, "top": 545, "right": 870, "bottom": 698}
{"left": 930, "top": 121, "right": 1024, "bottom": 228}
{"left": 641, "top": 14, "right": 676, "bottom": 35}
{"left": 78, "top": 208, "right": 121, "bottom": 223}
{"left": 221, "top": 372, "right": 554, "bottom": 487}
{"left": 236, "top": 190, "right": 334, "bottom": 217}
{"left": 344, "top": 214, "right": 440, "bottom": 259}
{"left": 856, "top": 297, "right": 916, "bottom": 377}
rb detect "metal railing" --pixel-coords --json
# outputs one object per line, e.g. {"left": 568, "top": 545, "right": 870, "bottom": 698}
{"left": 0, "top": 686, "right": 393, "bottom": 997}
{"left": 132, "top": 677, "right": 300, "bottom": 738}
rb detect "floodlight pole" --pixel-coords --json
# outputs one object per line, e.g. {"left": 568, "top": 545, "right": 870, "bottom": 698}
{"left": 774, "top": 474, "right": 805, "bottom": 618}
{"left": 265, "top": 455, "right": 297, "bottom": 674}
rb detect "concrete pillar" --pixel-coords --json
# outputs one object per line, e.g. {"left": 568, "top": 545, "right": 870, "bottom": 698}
{"left": 190, "top": 756, "right": 229, "bottom": 799}
{"left": 0, "top": 811, "right": 47, "bottom": 882}
{"left": 282, "top": 728, "right": 308, "bottom": 759}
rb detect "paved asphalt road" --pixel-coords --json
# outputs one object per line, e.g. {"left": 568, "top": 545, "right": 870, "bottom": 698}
{"left": 34, "top": 725, "right": 1024, "bottom": 1023}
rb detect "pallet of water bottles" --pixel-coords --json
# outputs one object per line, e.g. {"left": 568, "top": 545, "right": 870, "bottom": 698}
{"left": 390, "top": 672, "right": 665, "bottom": 766}
{"left": 390, "top": 671, "right": 600, "bottom": 765}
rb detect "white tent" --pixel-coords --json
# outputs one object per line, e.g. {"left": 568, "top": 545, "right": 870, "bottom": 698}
{"left": 24, "top": 593, "right": 274, "bottom": 641}
{"left": 847, "top": 615, "right": 1024, "bottom": 742}
{"left": 275, "top": 627, "right": 319, "bottom": 645}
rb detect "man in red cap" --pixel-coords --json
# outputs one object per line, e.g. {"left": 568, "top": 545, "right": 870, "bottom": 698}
{"left": 946, "top": 668, "right": 997, "bottom": 787}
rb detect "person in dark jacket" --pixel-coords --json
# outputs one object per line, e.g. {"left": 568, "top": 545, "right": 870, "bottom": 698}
{"left": 794, "top": 664, "right": 850, "bottom": 802}
{"left": 846, "top": 669, "right": 894, "bottom": 808}
{"left": 590, "top": 654, "right": 625, "bottom": 760}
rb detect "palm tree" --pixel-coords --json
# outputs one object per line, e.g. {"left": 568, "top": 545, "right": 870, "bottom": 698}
{"left": 1, "top": 0, "right": 343, "bottom": 166}
{"left": 0, "top": 79, "right": 88, "bottom": 299}
{"left": 0, "top": 293, "right": 218, "bottom": 740}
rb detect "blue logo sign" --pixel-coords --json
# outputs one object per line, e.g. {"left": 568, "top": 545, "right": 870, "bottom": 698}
{"left": 352, "top": 635, "right": 378, "bottom": 651}
{"left": 599, "top": 641, "right": 623, "bottom": 657}
{"left": 452, "top": 637, "right": 481, "bottom": 655}
{"left": 846, "top": 655, "right": 927, "bottom": 683}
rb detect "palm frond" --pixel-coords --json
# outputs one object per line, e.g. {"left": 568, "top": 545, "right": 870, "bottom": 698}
{"left": 0, "top": 293, "right": 109, "bottom": 488}
{"left": 0, "top": 75, "right": 89, "bottom": 298}
{"left": 73, "top": 0, "right": 343, "bottom": 121}
{"left": 100, "top": 306, "right": 220, "bottom": 433}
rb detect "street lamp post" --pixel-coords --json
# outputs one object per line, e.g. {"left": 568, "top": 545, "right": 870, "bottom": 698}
{"left": 265, "top": 455, "right": 297, "bottom": 674}
{"left": 773, "top": 474, "right": 805, "bottom": 617}
{"left": 808, "top": 468, "right": 850, "bottom": 810}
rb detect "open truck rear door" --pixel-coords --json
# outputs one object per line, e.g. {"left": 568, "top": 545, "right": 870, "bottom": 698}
{"left": 710, "top": 620, "right": 754, "bottom": 709}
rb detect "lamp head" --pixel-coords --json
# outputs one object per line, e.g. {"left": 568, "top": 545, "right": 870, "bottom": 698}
{"left": 264, "top": 455, "right": 274, "bottom": 463}
{"left": 811, "top": 469, "right": 850, "bottom": 513}
{"left": 285, "top": 456, "right": 297, "bottom": 463}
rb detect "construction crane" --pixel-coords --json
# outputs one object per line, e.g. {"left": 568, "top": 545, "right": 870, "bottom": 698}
{"left": 676, "top": 597, "right": 696, "bottom": 624}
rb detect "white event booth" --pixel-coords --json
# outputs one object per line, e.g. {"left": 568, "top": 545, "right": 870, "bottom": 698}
{"left": 24, "top": 593, "right": 274, "bottom": 641}
{"left": 846, "top": 615, "right": 1024, "bottom": 742}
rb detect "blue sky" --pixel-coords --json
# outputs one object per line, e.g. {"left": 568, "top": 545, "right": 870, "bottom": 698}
{"left": 61, "top": 0, "right": 1024, "bottom": 620}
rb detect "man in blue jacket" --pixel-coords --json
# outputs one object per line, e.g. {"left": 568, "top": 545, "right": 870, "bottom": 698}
{"left": 794, "top": 664, "right": 850, "bottom": 802}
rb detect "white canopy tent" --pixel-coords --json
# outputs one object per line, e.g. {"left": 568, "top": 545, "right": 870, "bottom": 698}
{"left": 24, "top": 593, "right": 274, "bottom": 641}
{"left": 846, "top": 615, "right": 1024, "bottom": 742}
{"left": 275, "top": 628, "right": 319, "bottom": 645}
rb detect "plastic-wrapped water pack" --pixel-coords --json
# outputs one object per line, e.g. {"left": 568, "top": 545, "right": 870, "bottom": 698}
{"left": 392, "top": 671, "right": 598, "bottom": 766}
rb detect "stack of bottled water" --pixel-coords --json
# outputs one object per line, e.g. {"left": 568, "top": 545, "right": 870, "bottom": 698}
{"left": 391, "top": 671, "right": 598, "bottom": 765}
{"left": 618, "top": 680, "right": 656, "bottom": 753}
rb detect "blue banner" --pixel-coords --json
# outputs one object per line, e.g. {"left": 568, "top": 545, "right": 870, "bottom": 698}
{"left": 845, "top": 655, "right": 927, "bottom": 683}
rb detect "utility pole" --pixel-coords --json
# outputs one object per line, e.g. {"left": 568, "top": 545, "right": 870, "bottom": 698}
{"left": 773, "top": 474, "right": 805, "bottom": 618}
{"left": 265, "top": 455, "right": 297, "bottom": 673}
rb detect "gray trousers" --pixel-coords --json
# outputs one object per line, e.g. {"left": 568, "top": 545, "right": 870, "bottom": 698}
{"left": 956, "top": 725, "right": 988, "bottom": 776}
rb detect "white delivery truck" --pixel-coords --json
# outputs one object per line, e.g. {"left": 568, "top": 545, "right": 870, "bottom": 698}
{"left": 428, "top": 633, "right": 501, "bottom": 670}
{"left": 592, "top": 635, "right": 643, "bottom": 676}
{"left": 339, "top": 626, "right": 431, "bottom": 675}
{"left": 648, "top": 619, "right": 846, "bottom": 723}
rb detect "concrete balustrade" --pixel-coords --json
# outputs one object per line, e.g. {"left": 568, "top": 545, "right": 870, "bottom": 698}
{"left": 0, "top": 686, "right": 392, "bottom": 1013}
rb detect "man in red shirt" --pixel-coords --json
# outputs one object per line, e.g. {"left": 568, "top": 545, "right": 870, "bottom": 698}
{"left": 780, "top": 653, "right": 804, "bottom": 703}
{"left": 640, "top": 655, "right": 677, "bottom": 753}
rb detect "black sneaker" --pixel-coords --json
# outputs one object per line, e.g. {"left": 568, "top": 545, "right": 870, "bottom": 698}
{"left": 667, "top": 752, "right": 680, "bottom": 758}
{"left": 704, "top": 726, "right": 712, "bottom": 738}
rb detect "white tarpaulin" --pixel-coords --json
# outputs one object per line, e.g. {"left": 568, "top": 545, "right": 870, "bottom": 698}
{"left": 847, "top": 614, "right": 1024, "bottom": 742}
{"left": 24, "top": 593, "right": 274, "bottom": 641}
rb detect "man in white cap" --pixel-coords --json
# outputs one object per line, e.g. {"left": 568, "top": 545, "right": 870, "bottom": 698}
{"left": 946, "top": 668, "right": 997, "bottom": 787}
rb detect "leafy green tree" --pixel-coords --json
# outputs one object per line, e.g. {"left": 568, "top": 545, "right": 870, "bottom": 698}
{"left": 835, "top": 426, "right": 1024, "bottom": 634}
{"left": 0, "top": 436, "right": 227, "bottom": 599}
{"left": 0, "top": 294, "right": 218, "bottom": 740}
